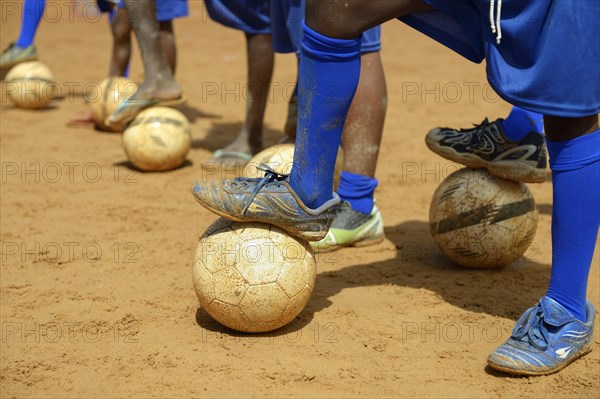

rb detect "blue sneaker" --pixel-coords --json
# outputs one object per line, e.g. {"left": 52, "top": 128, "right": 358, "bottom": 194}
{"left": 488, "top": 297, "right": 595, "bottom": 376}
{"left": 192, "top": 167, "right": 339, "bottom": 241}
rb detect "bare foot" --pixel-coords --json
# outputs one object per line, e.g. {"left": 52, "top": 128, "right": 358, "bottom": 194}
{"left": 127, "top": 78, "right": 182, "bottom": 102}
{"left": 227, "top": 125, "right": 264, "bottom": 155}
{"left": 104, "top": 79, "right": 184, "bottom": 130}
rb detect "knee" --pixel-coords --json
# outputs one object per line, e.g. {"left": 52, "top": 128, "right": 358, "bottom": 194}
{"left": 305, "top": 0, "right": 364, "bottom": 39}
{"left": 544, "top": 114, "right": 599, "bottom": 142}
{"left": 112, "top": 25, "right": 131, "bottom": 44}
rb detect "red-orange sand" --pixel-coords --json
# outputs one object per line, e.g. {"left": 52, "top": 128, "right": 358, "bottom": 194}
{"left": 1, "top": 1, "right": 598, "bottom": 397}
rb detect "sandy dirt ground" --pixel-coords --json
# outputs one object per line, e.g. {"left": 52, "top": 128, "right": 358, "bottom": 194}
{"left": 1, "top": 1, "right": 599, "bottom": 398}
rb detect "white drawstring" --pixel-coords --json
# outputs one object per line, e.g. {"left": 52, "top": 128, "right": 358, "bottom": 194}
{"left": 496, "top": 0, "right": 502, "bottom": 44}
{"left": 489, "top": 0, "right": 503, "bottom": 44}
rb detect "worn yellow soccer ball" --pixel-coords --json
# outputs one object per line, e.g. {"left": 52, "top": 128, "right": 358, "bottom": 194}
{"left": 192, "top": 218, "right": 317, "bottom": 333}
{"left": 243, "top": 143, "right": 344, "bottom": 189}
{"left": 5, "top": 61, "right": 57, "bottom": 109}
{"left": 122, "top": 107, "right": 191, "bottom": 172}
{"left": 429, "top": 168, "right": 538, "bottom": 269}
{"left": 87, "top": 77, "right": 137, "bottom": 131}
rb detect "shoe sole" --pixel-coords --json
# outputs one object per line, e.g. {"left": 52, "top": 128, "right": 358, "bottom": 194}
{"left": 191, "top": 189, "right": 326, "bottom": 242}
{"left": 312, "top": 234, "right": 385, "bottom": 253}
{"left": 425, "top": 136, "right": 547, "bottom": 184}
{"left": 487, "top": 346, "right": 593, "bottom": 376}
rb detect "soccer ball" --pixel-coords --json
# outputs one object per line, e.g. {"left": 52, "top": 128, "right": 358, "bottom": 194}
{"left": 87, "top": 77, "right": 137, "bottom": 131}
{"left": 122, "top": 107, "right": 191, "bottom": 172}
{"left": 5, "top": 61, "right": 57, "bottom": 109}
{"left": 429, "top": 168, "right": 538, "bottom": 269}
{"left": 243, "top": 144, "right": 344, "bottom": 189}
{"left": 192, "top": 218, "right": 317, "bottom": 333}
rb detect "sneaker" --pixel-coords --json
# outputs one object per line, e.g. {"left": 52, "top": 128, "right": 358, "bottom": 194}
{"left": 426, "top": 118, "right": 547, "bottom": 183}
{"left": 192, "top": 167, "right": 339, "bottom": 241}
{"left": 0, "top": 43, "right": 38, "bottom": 69}
{"left": 487, "top": 297, "right": 595, "bottom": 376}
{"left": 311, "top": 201, "right": 384, "bottom": 252}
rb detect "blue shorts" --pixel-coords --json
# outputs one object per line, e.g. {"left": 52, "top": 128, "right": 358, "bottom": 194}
{"left": 271, "top": 0, "right": 381, "bottom": 55}
{"left": 155, "top": 0, "right": 188, "bottom": 22}
{"left": 97, "top": 0, "right": 122, "bottom": 12}
{"left": 97, "top": 0, "right": 188, "bottom": 22}
{"left": 205, "top": 0, "right": 270, "bottom": 35}
{"left": 401, "top": 0, "right": 600, "bottom": 117}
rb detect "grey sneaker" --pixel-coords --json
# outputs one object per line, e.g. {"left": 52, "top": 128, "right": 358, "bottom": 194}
{"left": 192, "top": 167, "right": 339, "bottom": 241}
{"left": 0, "top": 43, "right": 38, "bottom": 69}
{"left": 311, "top": 201, "right": 384, "bottom": 253}
{"left": 426, "top": 118, "right": 547, "bottom": 183}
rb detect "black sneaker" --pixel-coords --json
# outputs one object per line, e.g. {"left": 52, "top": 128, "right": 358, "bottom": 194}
{"left": 426, "top": 118, "right": 547, "bottom": 183}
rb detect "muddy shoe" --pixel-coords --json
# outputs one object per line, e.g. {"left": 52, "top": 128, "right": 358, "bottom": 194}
{"left": 311, "top": 201, "right": 384, "bottom": 252}
{"left": 0, "top": 43, "right": 38, "bottom": 69}
{"left": 426, "top": 118, "right": 547, "bottom": 183}
{"left": 192, "top": 166, "right": 339, "bottom": 241}
{"left": 488, "top": 297, "right": 594, "bottom": 376}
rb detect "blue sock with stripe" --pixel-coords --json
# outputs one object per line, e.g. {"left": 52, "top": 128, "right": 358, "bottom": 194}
{"left": 289, "top": 22, "right": 362, "bottom": 208}
{"left": 545, "top": 129, "right": 600, "bottom": 321}
{"left": 499, "top": 106, "right": 544, "bottom": 142}
{"left": 16, "top": 0, "right": 46, "bottom": 48}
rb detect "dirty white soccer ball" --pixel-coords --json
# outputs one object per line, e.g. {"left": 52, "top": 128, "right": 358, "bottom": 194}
{"left": 243, "top": 143, "right": 344, "bottom": 189}
{"left": 122, "top": 107, "right": 191, "bottom": 171}
{"left": 5, "top": 61, "right": 57, "bottom": 109}
{"left": 87, "top": 77, "right": 137, "bottom": 131}
{"left": 192, "top": 218, "right": 316, "bottom": 333}
{"left": 429, "top": 168, "right": 538, "bottom": 269}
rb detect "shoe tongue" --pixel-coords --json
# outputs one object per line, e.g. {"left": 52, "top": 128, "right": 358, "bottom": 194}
{"left": 540, "top": 297, "right": 576, "bottom": 326}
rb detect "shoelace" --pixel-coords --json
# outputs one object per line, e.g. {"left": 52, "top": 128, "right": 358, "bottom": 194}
{"left": 452, "top": 118, "right": 490, "bottom": 149}
{"left": 458, "top": 118, "right": 491, "bottom": 133}
{"left": 240, "top": 164, "right": 289, "bottom": 215}
{"left": 512, "top": 305, "right": 550, "bottom": 351}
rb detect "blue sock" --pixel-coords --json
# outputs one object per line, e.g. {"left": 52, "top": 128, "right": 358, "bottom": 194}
{"left": 16, "top": 0, "right": 46, "bottom": 48}
{"left": 499, "top": 106, "right": 544, "bottom": 142}
{"left": 337, "top": 171, "right": 378, "bottom": 214}
{"left": 545, "top": 129, "right": 600, "bottom": 321}
{"left": 289, "top": 22, "right": 362, "bottom": 209}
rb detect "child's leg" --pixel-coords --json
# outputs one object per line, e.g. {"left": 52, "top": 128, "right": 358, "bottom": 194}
{"left": 105, "top": 0, "right": 183, "bottom": 128}
{"left": 291, "top": 0, "right": 429, "bottom": 208}
{"left": 488, "top": 114, "right": 599, "bottom": 375}
{"left": 192, "top": 0, "right": 431, "bottom": 239}
{"left": 121, "top": 0, "right": 181, "bottom": 100}
{"left": 109, "top": 7, "right": 132, "bottom": 77}
{"left": 338, "top": 51, "right": 387, "bottom": 214}
{"left": 544, "top": 114, "right": 600, "bottom": 321}
{"left": 287, "top": 23, "right": 362, "bottom": 208}
{"left": 221, "top": 33, "right": 274, "bottom": 156}
{"left": 306, "top": 0, "right": 430, "bottom": 39}
{"left": 16, "top": 0, "right": 46, "bottom": 48}
{"left": 309, "top": 49, "right": 387, "bottom": 251}
{"left": 158, "top": 20, "right": 176, "bottom": 74}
